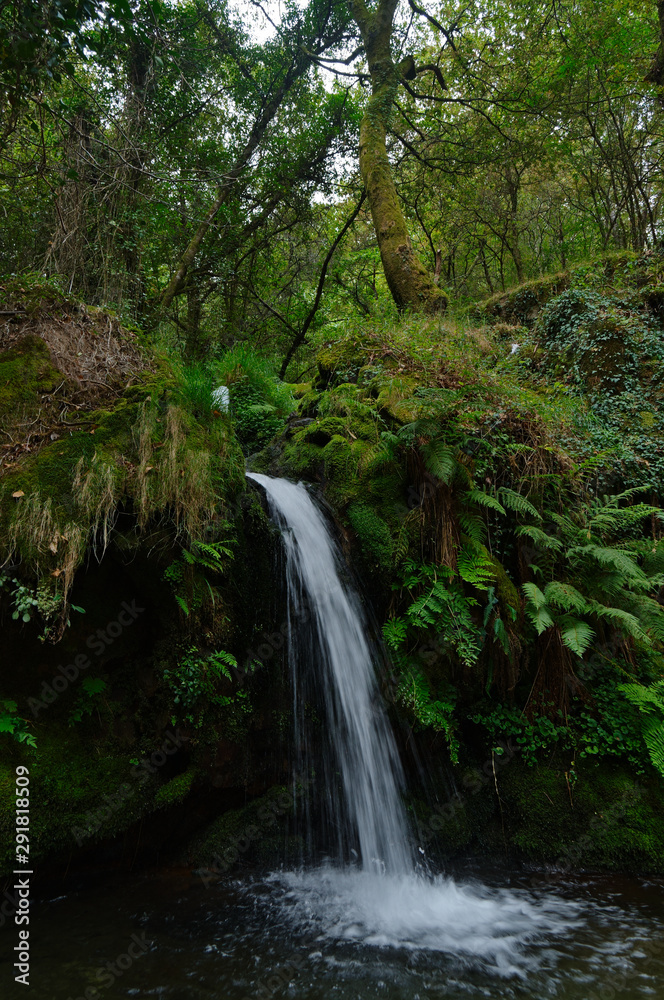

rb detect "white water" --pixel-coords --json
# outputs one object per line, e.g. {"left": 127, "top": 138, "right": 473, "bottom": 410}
{"left": 248, "top": 472, "right": 412, "bottom": 874}
{"left": 248, "top": 473, "right": 582, "bottom": 966}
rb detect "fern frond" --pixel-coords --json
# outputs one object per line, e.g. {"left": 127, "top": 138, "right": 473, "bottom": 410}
{"left": 383, "top": 617, "right": 408, "bottom": 650}
{"left": 175, "top": 595, "right": 189, "bottom": 616}
{"left": 642, "top": 717, "right": 664, "bottom": 778}
{"left": 516, "top": 525, "right": 563, "bottom": 551}
{"left": 457, "top": 545, "right": 496, "bottom": 589}
{"left": 420, "top": 440, "right": 458, "bottom": 485}
{"left": 522, "top": 582, "right": 547, "bottom": 609}
{"left": 459, "top": 511, "right": 486, "bottom": 546}
{"left": 569, "top": 545, "right": 647, "bottom": 582}
{"left": 587, "top": 601, "right": 650, "bottom": 643}
{"left": 466, "top": 489, "right": 506, "bottom": 516}
{"left": 559, "top": 617, "right": 595, "bottom": 656}
{"left": 544, "top": 581, "right": 588, "bottom": 613}
{"left": 499, "top": 488, "right": 541, "bottom": 520}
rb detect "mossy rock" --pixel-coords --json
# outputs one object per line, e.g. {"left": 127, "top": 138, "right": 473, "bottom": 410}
{"left": 500, "top": 760, "right": 664, "bottom": 871}
{"left": 375, "top": 377, "right": 419, "bottom": 424}
{"left": 347, "top": 502, "right": 394, "bottom": 572}
{"left": 316, "top": 338, "right": 372, "bottom": 388}
{"left": 0, "top": 728, "right": 159, "bottom": 875}
{"left": 286, "top": 382, "right": 312, "bottom": 399}
{"left": 154, "top": 768, "right": 197, "bottom": 809}
{"left": 186, "top": 784, "right": 301, "bottom": 872}
{"left": 300, "top": 416, "right": 348, "bottom": 446}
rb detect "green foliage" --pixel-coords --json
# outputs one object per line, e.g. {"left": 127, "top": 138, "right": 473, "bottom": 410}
{"left": 620, "top": 681, "right": 664, "bottom": 778}
{"left": 537, "top": 289, "right": 664, "bottom": 490}
{"left": 470, "top": 702, "right": 569, "bottom": 767}
{"left": 397, "top": 667, "right": 460, "bottom": 763}
{"left": 0, "top": 701, "right": 37, "bottom": 749}
{"left": 163, "top": 647, "right": 239, "bottom": 727}
{"left": 519, "top": 491, "right": 664, "bottom": 654}
{"left": 0, "top": 573, "right": 38, "bottom": 622}
{"left": 347, "top": 502, "right": 394, "bottom": 571}
{"left": 68, "top": 677, "right": 108, "bottom": 725}
{"left": 398, "top": 560, "right": 483, "bottom": 669}
{"left": 217, "top": 345, "right": 294, "bottom": 454}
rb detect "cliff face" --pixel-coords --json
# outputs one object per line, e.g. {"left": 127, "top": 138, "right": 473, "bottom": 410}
{"left": 0, "top": 281, "right": 290, "bottom": 877}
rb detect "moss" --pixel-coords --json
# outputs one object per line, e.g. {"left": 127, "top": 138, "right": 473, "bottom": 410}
{"left": 0, "top": 335, "right": 62, "bottom": 423}
{"left": 375, "top": 377, "right": 419, "bottom": 424}
{"left": 316, "top": 337, "right": 374, "bottom": 388}
{"left": 500, "top": 759, "right": 664, "bottom": 871}
{"left": 347, "top": 502, "right": 394, "bottom": 571}
{"left": 286, "top": 382, "right": 312, "bottom": 399}
{"left": 187, "top": 784, "right": 300, "bottom": 870}
{"left": 0, "top": 727, "right": 157, "bottom": 875}
{"left": 154, "top": 768, "right": 196, "bottom": 808}
{"left": 487, "top": 554, "right": 520, "bottom": 620}
{"left": 300, "top": 416, "right": 348, "bottom": 446}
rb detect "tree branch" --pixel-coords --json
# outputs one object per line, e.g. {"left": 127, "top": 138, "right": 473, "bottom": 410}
{"left": 279, "top": 189, "right": 367, "bottom": 378}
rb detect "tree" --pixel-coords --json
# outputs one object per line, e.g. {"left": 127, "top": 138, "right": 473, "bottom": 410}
{"left": 349, "top": 0, "right": 447, "bottom": 312}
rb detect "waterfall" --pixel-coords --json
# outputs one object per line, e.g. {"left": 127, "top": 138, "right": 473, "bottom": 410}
{"left": 247, "top": 474, "right": 579, "bottom": 965}
{"left": 247, "top": 472, "right": 413, "bottom": 874}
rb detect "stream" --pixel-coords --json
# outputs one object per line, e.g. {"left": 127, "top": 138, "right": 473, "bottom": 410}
{"left": 2, "top": 476, "right": 663, "bottom": 998}
{"left": 0, "top": 865, "right": 662, "bottom": 999}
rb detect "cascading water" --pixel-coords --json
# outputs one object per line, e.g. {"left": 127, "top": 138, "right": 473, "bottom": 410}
{"left": 247, "top": 471, "right": 412, "bottom": 874}
{"left": 247, "top": 472, "right": 582, "bottom": 971}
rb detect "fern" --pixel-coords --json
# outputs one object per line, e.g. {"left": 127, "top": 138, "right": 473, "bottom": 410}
{"left": 516, "top": 524, "right": 562, "bottom": 551}
{"left": 383, "top": 617, "right": 408, "bottom": 650}
{"left": 498, "top": 488, "right": 542, "bottom": 520}
{"left": 466, "top": 489, "right": 506, "bottom": 516}
{"left": 642, "top": 716, "right": 664, "bottom": 779}
{"left": 397, "top": 666, "right": 459, "bottom": 762}
{"left": 457, "top": 544, "right": 496, "bottom": 589}
{"left": 620, "top": 681, "right": 664, "bottom": 778}
{"left": 543, "top": 581, "right": 587, "bottom": 613}
{"left": 459, "top": 510, "right": 486, "bottom": 546}
{"left": 420, "top": 439, "right": 458, "bottom": 485}
{"left": 175, "top": 595, "right": 190, "bottom": 616}
{"left": 559, "top": 617, "right": 595, "bottom": 656}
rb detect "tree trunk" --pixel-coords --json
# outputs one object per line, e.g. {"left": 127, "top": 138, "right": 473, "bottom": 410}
{"left": 351, "top": 0, "right": 447, "bottom": 313}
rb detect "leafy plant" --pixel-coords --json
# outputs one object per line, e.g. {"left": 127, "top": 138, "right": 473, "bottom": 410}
{"left": 397, "top": 666, "right": 460, "bottom": 763}
{"left": 68, "top": 677, "right": 108, "bottom": 725}
{"left": 0, "top": 700, "right": 37, "bottom": 748}
{"left": 163, "top": 647, "right": 240, "bottom": 726}
{"left": 518, "top": 491, "right": 664, "bottom": 655}
{"left": 0, "top": 574, "right": 38, "bottom": 622}
{"left": 619, "top": 680, "right": 664, "bottom": 778}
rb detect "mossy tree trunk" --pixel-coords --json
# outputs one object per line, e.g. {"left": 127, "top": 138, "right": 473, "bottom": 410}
{"left": 350, "top": 0, "right": 447, "bottom": 313}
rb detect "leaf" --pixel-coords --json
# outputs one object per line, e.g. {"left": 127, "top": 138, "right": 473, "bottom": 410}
{"left": 420, "top": 440, "right": 457, "bottom": 484}
{"left": 466, "top": 489, "right": 506, "bottom": 516}
{"left": 560, "top": 618, "right": 595, "bottom": 656}
{"left": 522, "top": 582, "right": 547, "bottom": 609}
{"left": 175, "top": 595, "right": 189, "bottom": 616}
{"left": 543, "top": 581, "right": 587, "bottom": 613}
{"left": 516, "top": 525, "right": 563, "bottom": 551}
{"left": 383, "top": 617, "right": 408, "bottom": 649}
{"left": 499, "top": 488, "right": 541, "bottom": 520}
